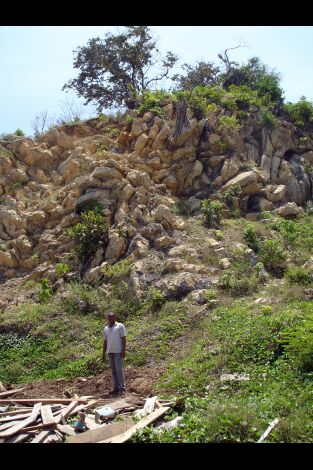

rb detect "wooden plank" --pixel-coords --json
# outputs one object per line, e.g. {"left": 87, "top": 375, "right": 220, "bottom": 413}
{"left": 68, "top": 399, "right": 99, "bottom": 417}
{"left": 40, "top": 405, "right": 55, "bottom": 426}
{"left": 0, "top": 387, "right": 29, "bottom": 398}
{"left": 85, "top": 416, "right": 102, "bottom": 430}
{"left": 102, "top": 407, "right": 170, "bottom": 443}
{"left": 0, "top": 420, "right": 20, "bottom": 431}
{"left": 66, "top": 417, "right": 134, "bottom": 444}
{"left": 143, "top": 396, "right": 157, "bottom": 414}
{"left": 0, "top": 398, "right": 88, "bottom": 405}
{"left": 5, "top": 433, "right": 32, "bottom": 443}
{"left": 31, "top": 430, "right": 51, "bottom": 443}
{"left": 23, "top": 422, "right": 56, "bottom": 432}
{"left": 53, "top": 400, "right": 78, "bottom": 424}
{"left": 0, "top": 402, "right": 42, "bottom": 439}
{"left": 56, "top": 424, "right": 77, "bottom": 436}
{"left": 257, "top": 418, "right": 280, "bottom": 443}
{"left": 0, "top": 408, "right": 33, "bottom": 417}
{"left": 155, "top": 400, "right": 162, "bottom": 409}
{"left": 0, "top": 412, "right": 32, "bottom": 423}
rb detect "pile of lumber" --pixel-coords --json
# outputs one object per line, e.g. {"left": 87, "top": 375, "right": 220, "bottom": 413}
{"left": 0, "top": 387, "right": 173, "bottom": 444}
{"left": 0, "top": 395, "right": 99, "bottom": 443}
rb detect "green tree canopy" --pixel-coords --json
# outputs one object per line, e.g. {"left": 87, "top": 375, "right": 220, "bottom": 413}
{"left": 63, "top": 26, "right": 178, "bottom": 111}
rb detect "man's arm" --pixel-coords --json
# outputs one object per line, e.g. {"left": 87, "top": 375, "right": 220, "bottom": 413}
{"left": 102, "top": 339, "right": 107, "bottom": 362}
{"left": 121, "top": 336, "right": 126, "bottom": 358}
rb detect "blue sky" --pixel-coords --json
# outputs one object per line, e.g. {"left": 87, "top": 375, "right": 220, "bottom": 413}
{"left": 1, "top": 26, "right": 313, "bottom": 136}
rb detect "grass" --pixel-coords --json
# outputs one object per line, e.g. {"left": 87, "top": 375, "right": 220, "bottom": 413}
{"left": 139, "top": 298, "right": 313, "bottom": 443}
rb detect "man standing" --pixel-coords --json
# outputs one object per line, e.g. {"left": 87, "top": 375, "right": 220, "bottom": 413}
{"left": 102, "top": 312, "right": 126, "bottom": 395}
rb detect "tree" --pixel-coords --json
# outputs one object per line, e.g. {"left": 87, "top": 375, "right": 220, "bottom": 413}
{"left": 62, "top": 26, "right": 178, "bottom": 111}
{"left": 172, "top": 61, "right": 220, "bottom": 90}
{"left": 31, "top": 110, "right": 49, "bottom": 138}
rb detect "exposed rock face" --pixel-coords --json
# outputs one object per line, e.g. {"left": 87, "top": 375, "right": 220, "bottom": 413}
{"left": 0, "top": 104, "right": 312, "bottom": 283}
{"left": 155, "top": 272, "right": 212, "bottom": 299}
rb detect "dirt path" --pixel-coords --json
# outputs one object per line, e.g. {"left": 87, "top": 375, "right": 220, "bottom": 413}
{"left": 5, "top": 365, "right": 166, "bottom": 405}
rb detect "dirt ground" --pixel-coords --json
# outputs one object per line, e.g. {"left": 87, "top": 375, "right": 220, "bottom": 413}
{"left": 5, "top": 365, "right": 166, "bottom": 405}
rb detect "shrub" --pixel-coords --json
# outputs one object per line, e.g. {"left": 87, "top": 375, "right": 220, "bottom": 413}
{"left": 14, "top": 128, "right": 25, "bottom": 136}
{"left": 284, "top": 96, "right": 313, "bottom": 128}
{"left": 218, "top": 272, "right": 259, "bottom": 297}
{"left": 243, "top": 223, "right": 260, "bottom": 252}
{"left": 206, "top": 289, "right": 218, "bottom": 301}
{"left": 259, "top": 239, "right": 287, "bottom": 276}
{"left": 39, "top": 278, "right": 53, "bottom": 303}
{"left": 138, "top": 89, "right": 172, "bottom": 117}
{"left": 200, "top": 199, "right": 223, "bottom": 228}
{"left": 147, "top": 288, "right": 166, "bottom": 310}
{"left": 303, "top": 163, "right": 313, "bottom": 174}
{"left": 125, "top": 114, "right": 134, "bottom": 126}
{"left": 102, "top": 258, "right": 132, "bottom": 282}
{"left": 55, "top": 262, "right": 70, "bottom": 279}
{"left": 259, "top": 107, "right": 277, "bottom": 129}
{"left": 285, "top": 267, "right": 312, "bottom": 285}
{"left": 67, "top": 210, "right": 109, "bottom": 258}
{"left": 282, "top": 319, "right": 313, "bottom": 372}
{"left": 219, "top": 115, "right": 241, "bottom": 131}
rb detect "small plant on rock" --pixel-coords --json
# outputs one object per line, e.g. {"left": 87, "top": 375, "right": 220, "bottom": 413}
{"left": 243, "top": 223, "right": 260, "bottom": 252}
{"left": 55, "top": 262, "right": 70, "bottom": 279}
{"left": 200, "top": 199, "right": 223, "bottom": 228}
{"left": 67, "top": 210, "right": 109, "bottom": 259}
{"left": 39, "top": 278, "right": 53, "bottom": 303}
{"left": 259, "top": 239, "right": 287, "bottom": 276}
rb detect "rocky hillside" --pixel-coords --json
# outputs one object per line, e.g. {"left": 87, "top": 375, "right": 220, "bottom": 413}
{"left": 0, "top": 100, "right": 312, "bottom": 285}
{"left": 1, "top": 100, "right": 313, "bottom": 442}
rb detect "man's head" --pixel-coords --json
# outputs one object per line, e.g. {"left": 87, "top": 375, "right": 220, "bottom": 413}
{"left": 107, "top": 312, "right": 116, "bottom": 326}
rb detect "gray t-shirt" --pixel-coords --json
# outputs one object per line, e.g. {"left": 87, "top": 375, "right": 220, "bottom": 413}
{"left": 103, "top": 322, "right": 126, "bottom": 353}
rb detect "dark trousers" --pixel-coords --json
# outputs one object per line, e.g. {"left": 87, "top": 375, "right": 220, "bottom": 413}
{"left": 108, "top": 353, "right": 125, "bottom": 391}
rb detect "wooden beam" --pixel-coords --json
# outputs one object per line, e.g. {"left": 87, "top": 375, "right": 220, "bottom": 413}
{"left": 5, "top": 433, "right": 32, "bottom": 443}
{"left": 30, "top": 430, "right": 51, "bottom": 443}
{"left": 257, "top": 418, "right": 280, "bottom": 443}
{"left": 66, "top": 417, "right": 134, "bottom": 444}
{"left": 68, "top": 399, "right": 99, "bottom": 417}
{"left": 56, "top": 424, "right": 77, "bottom": 436}
{"left": 0, "top": 420, "right": 21, "bottom": 431}
{"left": 40, "top": 405, "right": 56, "bottom": 426}
{"left": 100, "top": 407, "right": 170, "bottom": 443}
{"left": 0, "top": 413, "right": 32, "bottom": 424}
{"left": 0, "top": 387, "right": 30, "bottom": 398}
{"left": 0, "top": 408, "right": 34, "bottom": 417}
{"left": 0, "top": 398, "right": 89, "bottom": 405}
{"left": 54, "top": 400, "right": 78, "bottom": 424}
{"left": 0, "top": 402, "right": 42, "bottom": 439}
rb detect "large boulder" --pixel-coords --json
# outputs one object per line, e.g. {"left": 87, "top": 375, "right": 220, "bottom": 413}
{"left": 154, "top": 204, "right": 175, "bottom": 228}
{"left": 0, "top": 208, "right": 25, "bottom": 238}
{"left": 264, "top": 184, "right": 286, "bottom": 202}
{"left": 275, "top": 202, "right": 304, "bottom": 218}
{"left": 221, "top": 171, "right": 257, "bottom": 193}
{"left": 0, "top": 251, "right": 18, "bottom": 268}
{"left": 105, "top": 233, "right": 127, "bottom": 262}
{"left": 155, "top": 272, "right": 212, "bottom": 299}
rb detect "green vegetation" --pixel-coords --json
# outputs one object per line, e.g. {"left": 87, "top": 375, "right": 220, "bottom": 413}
{"left": 55, "top": 262, "right": 70, "bottom": 279}
{"left": 243, "top": 223, "right": 260, "bottom": 252}
{"left": 284, "top": 96, "right": 313, "bottom": 128}
{"left": 285, "top": 267, "right": 312, "bottom": 285}
{"left": 14, "top": 128, "right": 25, "bottom": 136}
{"left": 219, "top": 115, "right": 241, "bottom": 131}
{"left": 259, "top": 239, "right": 287, "bottom": 276}
{"left": 142, "top": 299, "right": 313, "bottom": 443}
{"left": 138, "top": 89, "right": 172, "bottom": 117}
{"left": 39, "top": 278, "right": 53, "bottom": 303}
{"left": 200, "top": 199, "right": 223, "bottom": 228}
{"left": 67, "top": 210, "right": 109, "bottom": 258}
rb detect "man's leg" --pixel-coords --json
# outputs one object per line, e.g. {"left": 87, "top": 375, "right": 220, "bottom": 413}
{"left": 114, "top": 353, "right": 125, "bottom": 393}
{"left": 108, "top": 353, "right": 119, "bottom": 392}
